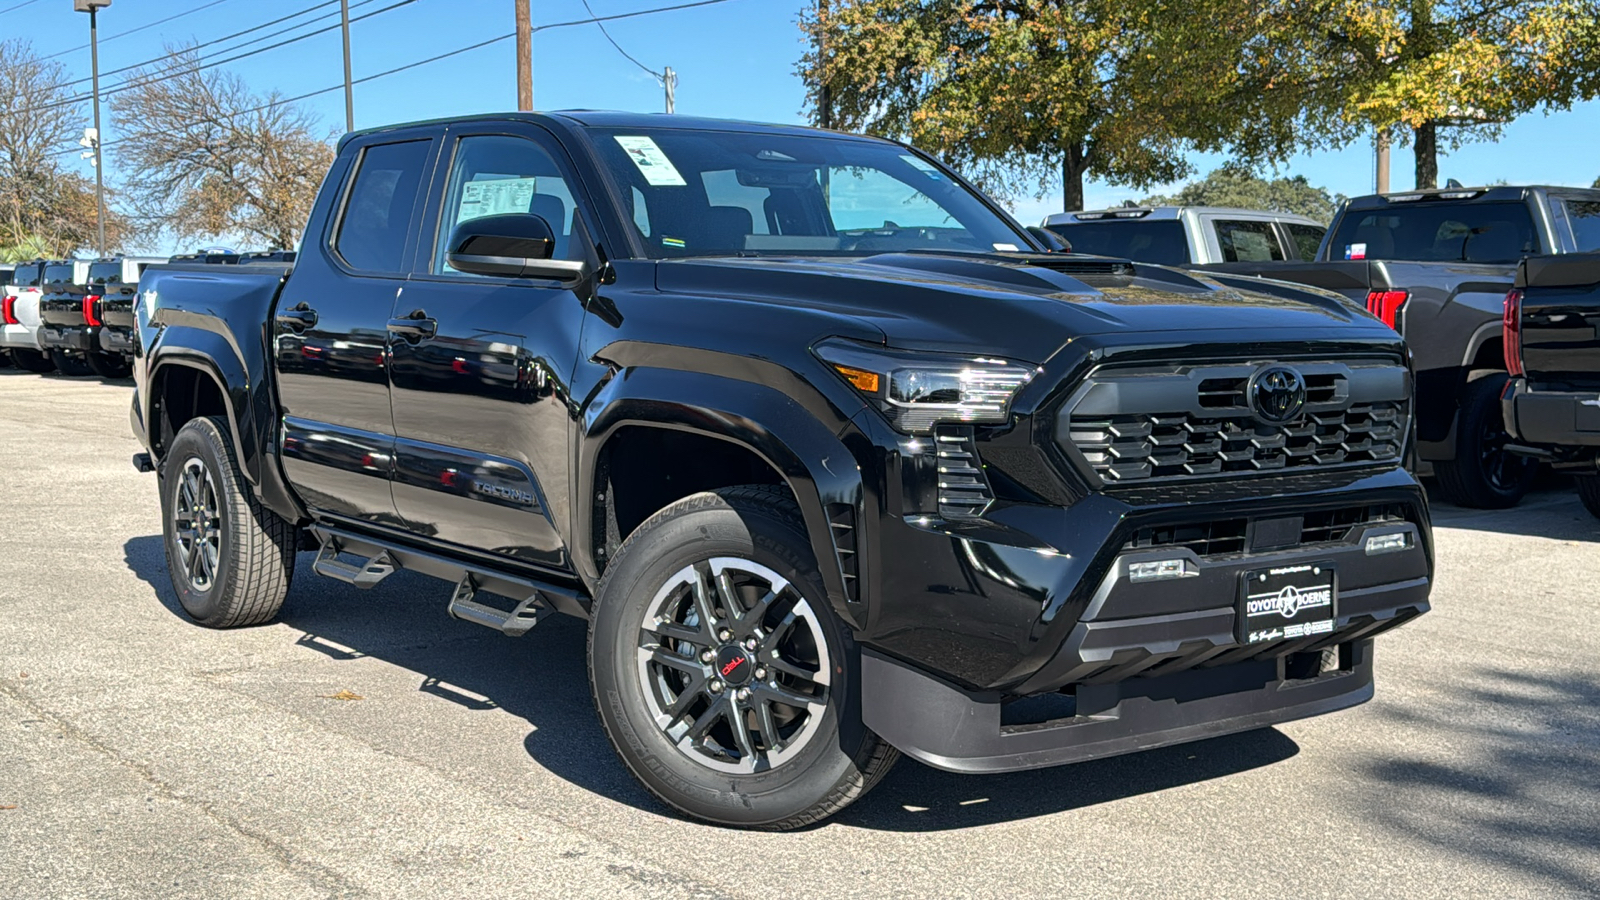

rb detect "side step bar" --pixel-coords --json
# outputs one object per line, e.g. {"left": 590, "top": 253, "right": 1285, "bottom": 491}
{"left": 307, "top": 525, "right": 588, "bottom": 632}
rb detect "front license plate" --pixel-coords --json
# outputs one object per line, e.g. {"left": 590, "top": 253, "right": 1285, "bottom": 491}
{"left": 1238, "top": 562, "right": 1336, "bottom": 645}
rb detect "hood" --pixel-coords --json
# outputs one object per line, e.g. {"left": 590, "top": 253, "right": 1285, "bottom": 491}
{"left": 654, "top": 251, "right": 1379, "bottom": 364}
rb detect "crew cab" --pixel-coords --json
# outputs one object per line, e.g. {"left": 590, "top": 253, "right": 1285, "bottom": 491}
{"left": 1501, "top": 253, "right": 1600, "bottom": 516}
{"left": 92, "top": 257, "right": 163, "bottom": 372}
{"left": 1207, "top": 185, "right": 1600, "bottom": 509}
{"left": 130, "top": 112, "right": 1432, "bottom": 829}
{"left": 2, "top": 261, "right": 55, "bottom": 374}
{"left": 1043, "top": 206, "right": 1327, "bottom": 266}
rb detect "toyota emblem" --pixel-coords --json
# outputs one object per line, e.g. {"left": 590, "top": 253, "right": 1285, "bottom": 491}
{"left": 1251, "top": 366, "right": 1306, "bottom": 423}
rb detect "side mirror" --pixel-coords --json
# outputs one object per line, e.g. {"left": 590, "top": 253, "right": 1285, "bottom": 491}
{"left": 445, "top": 213, "right": 592, "bottom": 286}
{"left": 1027, "top": 226, "right": 1071, "bottom": 253}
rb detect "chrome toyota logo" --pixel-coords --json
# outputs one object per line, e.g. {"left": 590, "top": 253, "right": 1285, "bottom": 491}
{"left": 1251, "top": 366, "right": 1306, "bottom": 423}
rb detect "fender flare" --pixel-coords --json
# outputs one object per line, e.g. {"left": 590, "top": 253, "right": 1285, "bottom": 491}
{"left": 576, "top": 366, "right": 868, "bottom": 627}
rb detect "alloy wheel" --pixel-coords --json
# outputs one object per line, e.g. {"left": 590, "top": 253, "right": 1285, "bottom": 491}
{"left": 172, "top": 457, "right": 222, "bottom": 592}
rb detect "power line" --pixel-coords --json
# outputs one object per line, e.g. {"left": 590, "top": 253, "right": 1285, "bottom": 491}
{"left": 578, "top": 0, "right": 663, "bottom": 79}
{"left": 0, "top": 0, "right": 44, "bottom": 17}
{"left": 60, "top": 0, "right": 743, "bottom": 159}
{"left": 44, "top": 0, "right": 241, "bottom": 60}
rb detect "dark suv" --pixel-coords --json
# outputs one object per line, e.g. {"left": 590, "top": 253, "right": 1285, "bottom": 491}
{"left": 130, "top": 111, "right": 1433, "bottom": 829}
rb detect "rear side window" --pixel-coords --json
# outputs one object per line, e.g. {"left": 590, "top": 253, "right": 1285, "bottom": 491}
{"left": 1329, "top": 201, "right": 1538, "bottom": 263}
{"left": 1214, "top": 219, "right": 1286, "bottom": 262}
{"left": 335, "top": 139, "right": 432, "bottom": 273}
{"left": 1044, "top": 220, "right": 1188, "bottom": 265}
{"left": 1560, "top": 199, "right": 1600, "bottom": 252}
{"left": 1285, "top": 223, "right": 1326, "bottom": 260}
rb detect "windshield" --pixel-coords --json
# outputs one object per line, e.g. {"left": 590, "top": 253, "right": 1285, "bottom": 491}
{"left": 1329, "top": 201, "right": 1538, "bottom": 263}
{"left": 1045, "top": 220, "right": 1189, "bottom": 265}
{"left": 589, "top": 127, "right": 1029, "bottom": 258}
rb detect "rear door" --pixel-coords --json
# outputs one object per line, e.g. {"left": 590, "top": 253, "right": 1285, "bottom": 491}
{"left": 384, "top": 124, "right": 596, "bottom": 573}
{"left": 274, "top": 133, "right": 437, "bottom": 526}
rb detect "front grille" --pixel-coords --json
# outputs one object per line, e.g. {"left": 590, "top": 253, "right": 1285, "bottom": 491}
{"left": 1126, "top": 503, "right": 1411, "bottom": 558}
{"left": 1299, "top": 502, "right": 1406, "bottom": 545}
{"left": 1060, "top": 361, "right": 1409, "bottom": 486}
{"left": 1128, "top": 519, "right": 1248, "bottom": 557}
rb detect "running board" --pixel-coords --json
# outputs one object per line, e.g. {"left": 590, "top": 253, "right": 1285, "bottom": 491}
{"left": 306, "top": 525, "right": 588, "bottom": 624}
{"left": 312, "top": 536, "right": 396, "bottom": 588}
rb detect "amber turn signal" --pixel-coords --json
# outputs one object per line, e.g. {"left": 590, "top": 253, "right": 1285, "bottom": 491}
{"left": 833, "top": 364, "right": 881, "bottom": 394}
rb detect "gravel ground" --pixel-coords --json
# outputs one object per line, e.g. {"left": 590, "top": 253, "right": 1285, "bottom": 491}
{"left": 2, "top": 370, "right": 1597, "bottom": 899}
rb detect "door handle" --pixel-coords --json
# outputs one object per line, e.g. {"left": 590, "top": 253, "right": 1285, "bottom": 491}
{"left": 387, "top": 310, "right": 437, "bottom": 342}
{"left": 275, "top": 303, "right": 318, "bottom": 331}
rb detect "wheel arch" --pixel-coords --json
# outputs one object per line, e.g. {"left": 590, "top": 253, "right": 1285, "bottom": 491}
{"left": 576, "top": 366, "right": 869, "bottom": 628}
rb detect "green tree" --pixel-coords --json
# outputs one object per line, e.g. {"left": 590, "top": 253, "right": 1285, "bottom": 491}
{"left": 1138, "top": 166, "right": 1346, "bottom": 221}
{"left": 1276, "top": 0, "right": 1600, "bottom": 189}
{"left": 799, "top": 0, "right": 1313, "bottom": 210}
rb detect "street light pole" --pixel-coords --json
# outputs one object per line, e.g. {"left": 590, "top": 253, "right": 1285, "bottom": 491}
{"left": 74, "top": 0, "right": 111, "bottom": 257}
{"left": 340, "top": 0, "right": 354, "bottom": 131}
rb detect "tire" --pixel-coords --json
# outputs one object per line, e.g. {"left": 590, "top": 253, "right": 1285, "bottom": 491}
{"left": 159, "top": 416, "right": 296, "bottom": 628}
{"left": 588, "top": 485, "right": 898, "bottom": 830}
{"left": 86, "top": 351, "right": 131, "bottom": 379}
{"left": 10, "top": 349, "right": 55, "bottom": 373}
{"left": 49, "top": 350, "right": 93, "bottom": 377}
{"left": 0, "top": 349, "right": 11, "bottom": 368}
{"left": 1576, "top": 477, "right": 1600, "bottom": 520}
{"left": 1434, "top": 373, "right": 1538, "bottom": 509}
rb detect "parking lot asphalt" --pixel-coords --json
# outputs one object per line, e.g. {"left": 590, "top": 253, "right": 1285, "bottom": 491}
{"left": 2, "top": 370, "right": 1598, "bottom": 900}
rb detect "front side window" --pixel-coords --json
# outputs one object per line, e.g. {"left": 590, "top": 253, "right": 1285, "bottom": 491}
{"left": 591, "top": 128, "right": 1028, "bottom": 258}
{"left": 1214, "top": 219, "right": 1286, "bottom": 262}
{"left": 432, "top": 134, "right": 580, "bottom": 276}
{"left": 334, "top": 139, "right": 432, "bottom": 273}
{"left": 1285, "top": 223, "right": 1326, "bottom": 260}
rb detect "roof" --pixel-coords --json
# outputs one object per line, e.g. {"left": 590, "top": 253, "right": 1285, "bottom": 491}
{"left": 1345, "top": 185, "right": 1600, "bottom": 209}
{"left": 1042, "top": 206, "right": 1324, "bottom": 225}
{"left": 343, "top": 110, "right": 881, "bottom": 145}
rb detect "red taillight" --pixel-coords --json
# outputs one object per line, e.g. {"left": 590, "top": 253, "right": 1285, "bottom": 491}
{"left": 82, "top": 294, "right": 103, "bottom": 326}
{"left": 1, "top": 296, "right": 16, "bottom": 326}
{"left": 1365, "top": 290, "right": 1409, "bottom": 331}
{"left": 1503, "top": 288, "right": 1524, "bottom": 377}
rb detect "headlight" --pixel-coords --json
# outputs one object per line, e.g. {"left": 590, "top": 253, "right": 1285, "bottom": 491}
{"left": 814, "top": 337, "right": 1038, "bottom": 434}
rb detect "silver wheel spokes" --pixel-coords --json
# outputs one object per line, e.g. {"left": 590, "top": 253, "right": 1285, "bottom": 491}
{"left": 635, "top": 558, "right": 831, "bottom": 775}
{"left": 173, "top": 457, "right": 221, "bottom": 592}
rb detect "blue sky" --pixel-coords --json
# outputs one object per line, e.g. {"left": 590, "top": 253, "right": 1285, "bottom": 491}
{"left": 10, "top": 0, "right": 1600, "bottom": 250}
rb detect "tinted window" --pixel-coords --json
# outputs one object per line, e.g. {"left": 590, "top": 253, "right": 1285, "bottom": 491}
{"left": 592, "top": 128, "right": 1026, "bottom": 258}
{"left": 1285, "top": 223, "right": 1326, "bottom": 260}
{"left": 1561, "top": 199, "right": 1600, "bottom": 252}
{"left": 1329, "top": 201, "right": 1538, "bottom": 263}
{"left": 89, "top": 263, "right": 122, "bottom": 284}
{"left": 1044, "top": 220, "right": 1188, "bottom": 265}
{"left": 43, "top": 264, "right": 76, "bottom": 285}
{"left": 11, "top": 263, "right": 43, "bottom": 287}
{"left": 433, "top": 134, "right": 579, "bottom": 276}
{"left": 1214, "top": 219, "right": 1286, "bottom": 262}
{"left": 335, "top": 139, "right": 432, "bottom": 272}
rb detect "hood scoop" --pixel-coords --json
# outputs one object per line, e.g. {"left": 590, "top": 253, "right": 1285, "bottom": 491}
{"left": 859, "top": 250, "right": 1137, "bottom": 296}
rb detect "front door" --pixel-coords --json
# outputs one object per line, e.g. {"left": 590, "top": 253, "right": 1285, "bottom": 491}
{"left": 386, "top": 128, "right": 593, "bottom": 572}
{"left": 274, "top": 136, "right": 434, "bottom": 527}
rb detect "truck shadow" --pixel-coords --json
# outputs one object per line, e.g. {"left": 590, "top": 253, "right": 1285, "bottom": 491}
{"left": 123, "top": 534, "right": 1299, "bottom": 831}
{"left": 1425, "top": 480, "right": 1600, "bottom": 542}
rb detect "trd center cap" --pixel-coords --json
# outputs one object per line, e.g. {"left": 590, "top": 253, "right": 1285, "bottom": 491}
{"left": 714, "top": 645, "right": 754, "bottom": 686}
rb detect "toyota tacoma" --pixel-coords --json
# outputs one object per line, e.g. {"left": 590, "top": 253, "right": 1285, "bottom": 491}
{"left": 130, "top": 112, "right": 1432, "bottom": 829}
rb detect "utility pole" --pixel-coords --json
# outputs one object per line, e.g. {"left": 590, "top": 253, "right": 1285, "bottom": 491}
{"left": 817, "top": 0, "right": 832, "bottom": 129}
{"left": 340, "top": 0, "right": 354, "bottom": 131}
{"left": 74, "top": 0, "right": 111, "bottom": 257}
{"left": 1375, "top": 127, "right": 1391, "bottom": 194}
{"left": 663, "top": 66, "right": 676, "bottom": 114}
{"left": 515, "top": 0, "right": 532, "bottom": 110}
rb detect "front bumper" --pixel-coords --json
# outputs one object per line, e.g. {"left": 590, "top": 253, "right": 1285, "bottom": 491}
{"left": 38, "top": 324, "right": 97, "bottom": 352}
{"left": 863, "top": 639, "right": 1375, "bottom": 773}
{"left": 1502, "top": 376, "right": 1600, "bottom": 450}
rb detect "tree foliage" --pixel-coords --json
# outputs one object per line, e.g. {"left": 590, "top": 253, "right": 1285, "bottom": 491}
{"left": 0, "top": 39, "right": 131, "bottom": 261}
{"left": 1138, "top": 166, "right": 1346, "bottom": 222}
{"left": 799, "top": 0, "right": 1312, "bottom": 210}
{"left": 113, "top": 48, "right": 334, "bottom": 250}
{"left": 1269, "top": 0, "right": 1600, "bottom": 188}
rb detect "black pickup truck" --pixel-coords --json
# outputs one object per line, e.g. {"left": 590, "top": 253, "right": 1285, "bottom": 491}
{"left": 1204, "top": 185, "right": 1600, "bottom": 509}
{"left": 130, "top": 112, "right": 1432, "bottom": 829}
{"left": 1502, "top": 253, "right": 1600, "bottom": 515}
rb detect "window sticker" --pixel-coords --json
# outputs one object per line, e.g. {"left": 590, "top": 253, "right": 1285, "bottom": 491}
{"left": 615, "top": 136, "right": 687, "bottom": 186}
{"left": 993, "top": 242, "right": 1020, "bottom": 252}
{"left": 1345, "top": 242, "right": 1367, "bottom": 260}
{"left": 661, "top": 236, "right": 686, "bottom": 249}
{"left": 899, "top": 154, "right": 942, "bottom": 180}
{"left": 457, "top": 177, "right": 538, "bottom": 223}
